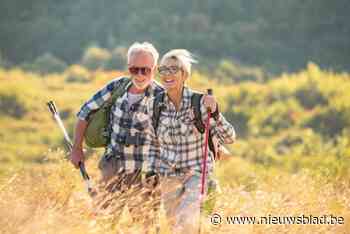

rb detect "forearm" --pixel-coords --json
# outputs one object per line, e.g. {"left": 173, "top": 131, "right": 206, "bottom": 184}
{"left": 211, "top": 114, "right": 236, "bottom": 144}
{"left": 200, "top": 98, "right": 236, "bottom": 144}
{"left": 73, "top": 119, "right": 88, "bottom": 149}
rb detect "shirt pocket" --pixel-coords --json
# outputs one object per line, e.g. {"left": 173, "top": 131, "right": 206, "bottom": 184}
{"left": 157, "top": 116, "right": 172, "bottom": 142}
{"left": 133, "top": 112, "right": 150, "bottom": 132}
{"left": 179, "top": 114, "right": 200, "bottom": 140}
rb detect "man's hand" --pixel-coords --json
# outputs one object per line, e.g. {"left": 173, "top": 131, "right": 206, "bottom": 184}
{"left": 70, "top": 119, "right": 88, "bottom": 168}
{"left": 70, "top": 146, "right": 84, "bottom": 168}
{"left": 144, "top": 171, "right": 159, "bottom": 189}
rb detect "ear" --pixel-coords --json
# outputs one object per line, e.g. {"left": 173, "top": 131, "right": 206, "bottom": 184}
{"left": 152, "top": 64, "right": 158, "bottom": 73}
{"left": 182, "top": 70, "right": 189, "bottom": 81}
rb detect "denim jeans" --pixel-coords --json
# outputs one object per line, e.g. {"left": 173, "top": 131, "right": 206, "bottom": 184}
{"left": 160, "top": 173, "right": 207, "bottom": 234}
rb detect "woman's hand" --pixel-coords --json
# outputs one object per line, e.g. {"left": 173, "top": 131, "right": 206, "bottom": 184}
{"left": 203, "top": 94, "right": 218, "bottom": 113}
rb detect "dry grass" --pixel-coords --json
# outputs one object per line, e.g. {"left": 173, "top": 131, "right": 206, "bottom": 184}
{"left": 0, "top": 150, "right": 349, "bottom": 234}
{"left": 1, "top": 66, "right": 350, "bottom": 233}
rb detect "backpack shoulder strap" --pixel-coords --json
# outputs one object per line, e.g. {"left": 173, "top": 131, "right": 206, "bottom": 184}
{"left": 152, "top": 92, "right": 165, "bottom": 133}
{"left": 191, "top": 91, "right": 217, "bottom": 157}
{"left": 191, "top": 92, "right": 205, "bottom": 134}
{"left": 109, "top": 77, "right": 131, "bottom": 104}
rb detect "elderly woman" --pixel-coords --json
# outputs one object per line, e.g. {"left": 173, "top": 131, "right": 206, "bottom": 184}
{"left": 146, "top": 49, "right": 236, "bottom": 233}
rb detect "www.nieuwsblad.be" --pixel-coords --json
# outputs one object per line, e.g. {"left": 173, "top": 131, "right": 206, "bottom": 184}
{"left": 210, "top": 213, "right": 345, "bottom": 225}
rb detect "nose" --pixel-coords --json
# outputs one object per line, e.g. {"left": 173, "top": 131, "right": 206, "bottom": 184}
{"left": 136, "top": 70, "right": 144, "bottom": 75}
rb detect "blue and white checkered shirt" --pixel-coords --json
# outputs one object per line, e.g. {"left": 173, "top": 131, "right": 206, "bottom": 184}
{"left": 147, "top": 87, "right": 236, "bottom": 176}
{"left": 77, "top": 77, "right": 163, "bottom": 173}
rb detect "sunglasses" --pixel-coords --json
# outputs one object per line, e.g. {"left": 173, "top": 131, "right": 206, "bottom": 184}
{"left": 128, "top": 66, "right": 152, "bottom": 76}
{"left": 158, "top": 66, "right": 182, "bottom": 76}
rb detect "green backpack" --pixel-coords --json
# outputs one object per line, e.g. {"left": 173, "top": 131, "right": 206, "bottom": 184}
{"left": 84, "top": 77, "right": 131, "bottom": 148}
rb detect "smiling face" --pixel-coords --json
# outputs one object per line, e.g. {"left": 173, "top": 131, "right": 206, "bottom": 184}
{"left": 128, "top": 51, "right": 156, "bottom": 90}
{"left": 158, "top": 58, "right": 187, "bottom": 91}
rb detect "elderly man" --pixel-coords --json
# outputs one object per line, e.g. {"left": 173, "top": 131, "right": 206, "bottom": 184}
{"left": 70, "top": 42, "right": 163, "bottom": 231}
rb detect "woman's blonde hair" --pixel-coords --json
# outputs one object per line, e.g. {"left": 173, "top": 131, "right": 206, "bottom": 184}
{"left": 160, "top": 49, "right": 197, "bottom": 75}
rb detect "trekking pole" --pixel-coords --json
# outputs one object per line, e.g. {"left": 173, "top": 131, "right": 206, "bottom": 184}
{"left": 198, "top": 89, "right": 213, "bottom": 234}
{"left": 47, "top": 100, "right": 94, "bottom": 195}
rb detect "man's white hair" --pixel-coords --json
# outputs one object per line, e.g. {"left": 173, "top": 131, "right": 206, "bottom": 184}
{"left": 127, "top": 42, "right": 159, "bottom": 67}
{"left": 160, "top": 49, "right": 198, "bottom": 75}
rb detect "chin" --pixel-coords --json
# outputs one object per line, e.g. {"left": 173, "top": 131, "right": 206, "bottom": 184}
{"left": 165, "top": 85, "right": 179, "bottom": 91}
{"left": 163, "top": 83, "right": 174, "bottom": 90}
{"left": 133, "top": 80, "right": 151, "bottom": 90}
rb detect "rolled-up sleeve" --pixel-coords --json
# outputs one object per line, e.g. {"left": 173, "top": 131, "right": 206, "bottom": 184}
{"left": 200, "top": 98, "right": 236, "bottom": 145}
{"left": 76, "top": 78, "right": 121, "bottom": 120}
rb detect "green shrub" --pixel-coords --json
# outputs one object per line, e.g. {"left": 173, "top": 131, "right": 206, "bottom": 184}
{"left": 22, "top": 53, "right": 67, "bottom": 75}
{"left": 295, "top": 79, "right": 328, "bottom": 109}
{"left": 214, "top": 60, "right": 266, "bottom": 83}
{"left": 304, "top": 107, "right": 349, "bottom": 138}
{"left": 223, "top": 105, "right": 250, "bottom": 138}
{"left": 249, "top": 99, "right": 302, "bottom": 136}
{"left": 65, "top": 65, "right": 90, "bottom": 83}
{"left": 0, "top": 94, "right": 27, "bottom": 118}
{"left": 274, "top": 128, "right": 323, "bottom": 156}
{"left": 81, "top": 46, "right": 111, "bottom": 70}
{"left": 104, "top": 47, "right": 127, "bottom": 70}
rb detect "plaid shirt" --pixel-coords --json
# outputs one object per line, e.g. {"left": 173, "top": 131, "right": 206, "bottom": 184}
{"left": 147, "top": 87, "right": 236, "bottom": 175}
{"left": 77, "top": 77, "right": 163, "bottom": 173}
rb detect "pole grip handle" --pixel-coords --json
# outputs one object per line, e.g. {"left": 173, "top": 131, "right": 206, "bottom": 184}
{"left": 47, "top": 101, "right": 58, "bottom": 115}
{"left": 47, "top": 100, "right": 93, "bottom": 195}
{"left": 206, "top": 89, "right": 213, "bottom": 113}
{"left": 207, "top": 89, "right": 213, "bottom": 96}
{"left": 79, "top": 162, "right": 90, "bottom": 180}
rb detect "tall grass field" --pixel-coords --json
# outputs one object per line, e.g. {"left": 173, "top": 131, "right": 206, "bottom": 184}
{"left": 0, "top": 64, "right": 349, "bottom": 233}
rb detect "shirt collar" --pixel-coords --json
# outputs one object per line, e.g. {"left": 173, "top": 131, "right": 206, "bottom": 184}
{"left": 164, "top": 86, "right": 192, "bottom": 111}
{"left": 125, "top": 78, "right": 157, "bottom": 98}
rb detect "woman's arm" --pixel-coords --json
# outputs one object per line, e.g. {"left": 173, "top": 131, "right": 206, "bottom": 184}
{"left": 201, "top": 95, "right": 236, "bottom": 145}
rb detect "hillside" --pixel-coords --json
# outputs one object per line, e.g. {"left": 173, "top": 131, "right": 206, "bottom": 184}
{"left": 1, "top": 0, "right": 350, "bottom": 73}
{"left": 0, "top": 64, "right": 349, "bottom": 233}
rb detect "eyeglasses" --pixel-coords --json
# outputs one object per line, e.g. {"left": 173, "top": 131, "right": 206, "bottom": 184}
{"left": 158, "top": 66, "right": 182, "bottom": 76}
{"left": 128, "top": 67, "right": 152, "bottom": 76}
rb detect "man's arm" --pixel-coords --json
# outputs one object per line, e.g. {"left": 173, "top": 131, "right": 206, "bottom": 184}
{"left": 70, "top": 119, "right": 88, "bottom": 168}
{"left": 70, "top": 77, "right": 123, "bottom": 167}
